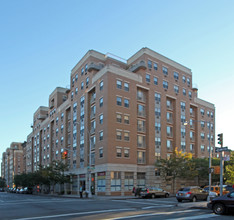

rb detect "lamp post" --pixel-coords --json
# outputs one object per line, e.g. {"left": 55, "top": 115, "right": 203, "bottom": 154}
{"left": 184, "top": 119, "right": 212, "bottom": 201}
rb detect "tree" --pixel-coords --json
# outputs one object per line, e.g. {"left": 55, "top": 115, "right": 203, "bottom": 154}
{"left": 224, "top": 151, "right": 234, "bottom": 185}
{"left": 0, "top": 177, "right": 6, "bottom": 188}
{"left": 155, "top": 148, "right": 194, "bottom": 193}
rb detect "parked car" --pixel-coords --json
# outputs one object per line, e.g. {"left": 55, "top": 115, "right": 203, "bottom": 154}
{"left": 23, "top": 187, "right": 33, "bottom": 194}
{"left": 207, "top": 191, "right": 234, "bottom": 214}
{"left": 0, "top": 188, "right": 5, "bottom": 192}
{"left": 203, "top": 185, "right": 229, "bottom": 196}
{"left": 176, "top": 186, "right": 208, "bottom": 202}
{"left": 140, "top": 187, "right": 170, "bottom": 198}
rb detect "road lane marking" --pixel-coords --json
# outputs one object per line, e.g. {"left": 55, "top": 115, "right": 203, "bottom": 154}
{"left": 167, "top": 213, "right": 218, "bottom": 219}
{"left": 12, "top": 208, "right": 136, "bottom": 220}
{"left": 103, "top": 209, "right": 202, "bottom": 220}
{"left": 112, "top": 200, "right": 175, "bottom": 206}
{"left": 0, "top": 199, "right": 87, "bottom": 206}
{"left": 142, "top": 205, "right": 174, "bottom": 209}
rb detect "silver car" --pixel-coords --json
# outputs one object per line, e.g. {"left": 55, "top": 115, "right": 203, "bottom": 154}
{"left": 176, "top": 186, "right": 208, "bottom": 202}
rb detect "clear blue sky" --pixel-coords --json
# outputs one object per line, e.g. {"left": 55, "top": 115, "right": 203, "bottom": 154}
{"left": 1, "top": 0, "right": 234, "bottom": 164}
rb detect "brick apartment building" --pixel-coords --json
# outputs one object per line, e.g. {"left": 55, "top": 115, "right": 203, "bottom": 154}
{"left": 3, "top": 48, "right": 216, "bottom": 195}
{"left": 1, "top": 142, "right": 25, "bottom": 188}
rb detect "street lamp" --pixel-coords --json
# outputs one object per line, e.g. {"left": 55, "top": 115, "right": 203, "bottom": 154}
{"left": 184, "top": 119, "right": 212, "bottom": 201}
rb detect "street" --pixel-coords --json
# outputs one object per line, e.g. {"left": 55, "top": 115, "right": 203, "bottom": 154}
{"left": 0, "top": 192, "right": 233, "bottom": 220}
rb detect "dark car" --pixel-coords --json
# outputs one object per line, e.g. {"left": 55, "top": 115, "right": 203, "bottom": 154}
{"left": 207, "top": 191, "right": 234, "bottom": 214}
{"left": 176, "top": 186, "right": 208, "bottom": 202}
{"left": 140, "top": 187, "right": 170, "bottom": 198}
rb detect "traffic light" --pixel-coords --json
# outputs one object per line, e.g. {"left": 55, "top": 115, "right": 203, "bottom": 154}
{"left": 62, "top": 151, "right": 68, "bottom": 159}
{"left": 217, "top": 133, "right": 223, "bottom": 147}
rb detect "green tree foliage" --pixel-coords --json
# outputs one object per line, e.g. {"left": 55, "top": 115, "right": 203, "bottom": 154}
{"left": 155, "top": 148, "right": 194, "bottom": 193}
{"left": 0, "top": 177, "right": 6, "bottom": 188}
{"left": 13, "top": 160, "right": 70, "bottom": 190}
{"left": 224, "top": 151, "right": 234, "bottom": 185}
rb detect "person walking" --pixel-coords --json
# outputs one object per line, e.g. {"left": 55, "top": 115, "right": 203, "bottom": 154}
{"left": 79, "top": 186, "right": 83, "bottom": 198}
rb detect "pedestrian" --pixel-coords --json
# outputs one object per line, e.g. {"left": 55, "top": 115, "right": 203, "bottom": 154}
{"left": 132, "top": 186, "right": 136, "bottom": 195}
{"left": 79, "top": 186, "right": 83, "bottom": 198}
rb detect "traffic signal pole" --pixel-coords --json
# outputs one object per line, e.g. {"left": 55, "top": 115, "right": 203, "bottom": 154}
{"left": 217, "top": 133, "right": 224, "bottom": 196}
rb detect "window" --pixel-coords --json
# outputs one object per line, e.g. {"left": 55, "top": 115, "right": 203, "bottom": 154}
{"left": 61, "top": 124, "right": 64, "bottom": 133}
{"left": 190, "top": 144, "right": 194, "bottom": 152}
{"left": 174, "top": 85, "right": 179, "bottom": 93}
{"left": 116, "top": 113, "right": 122, "bottom": 123}
{"left": 99, "top": 97, "right": 103, "bottom": 107}
{"left": 162, "top": 67, "right": 168, "bottom": 75}
{"left": 181, "top": 142, "right": 186, "bottom": 152}
{"left": 99, "top": 114, "right": 103, "bottom": 124}
{"left": 155, "top": 122, "right": 161, "bottom": 131}
{"left": 116, "top": 148, "right": 122, "bottom": 157}
{"left": 146, "top": 74, "right": 150, "bottom": 83}
{"left": 211, "top": 112, "right": 214, "bottom": 118}
{"left": 117, "top": 80, "right": 122, "bottom": 89}
{"left": 81, "top": 81, "right": 84, "bottom": 90}
{"left": 155, "top": 92, "right": 161, "bottom": 102}
{"left": 81, "top": 68, "right": 84, "bottom": 75}
{"left": 201, "top": 145, "right": 205, "bottom": 152}
{"left": 124, "top": 149, "right": 129, "bottom": 158}
{"left": 124, "top": 131, "right": 130, "bottom": 141}
{"left": 85, "top": 64, "right": 88, "bottom": 72}
{"left": 163, "top": 81, "right": 168, "bottom": 89}
{"left": 155, "top": 107, "right": 161, "bottom": 117}
{"left": 201, "top": 132, "right": 205, "bottom": 139}
{"left": 207, "top": 111, "right": 210, "bottom": 117}
{"left": 111, "top": 171, "right": 121, "bottom": 191}
{"left": 181, "top": 115, "right": 185, "bottom": 123}
{"left": 154, "top": 77, "right": 158, "bottom": 85}
{"left": 56, "top": 117, "right": 59, "bottom": 125}
{"left": 155, "top": 137, "right": 161, "bottom": 146}
{"left": 181, "top": 128, "right": 186, "bottom": 137}
{"left": 137, "top": 151, "right": 146, "bottom": 164}
{"left": 137, "top": 89, "right": 145, "bottom": 102}
{"left": 99, "top": 131, "right": 103, "bottom": 141}
{"left": 187, "top": 78, "right": 191, "bottom": 86}
{"left": 124, "top": 115, "right": 129, "bottom": 124}
{"left": 154, "top": 63, "right": 158, "bottom": 70}
{"left": 183, "top": 88, "right": 186, "bottom": 96}
{"left": 124, "top": 99, "right": 129, "bottom": 108}
{"left": 189, "top": 91, "right": 192, "bottom": 99}
{"left": 167, "top": 100, "right": 172, "bottom": 109}
{"left": 99, "top": 80, "right": 103, "bottom": 91}
{"left": 117, "top": 97, "right": 122, "bottom": 106}
{"left": 137, "top": 135, "right": 146, "bottom": 148}
{"left": 182, "top": 76, "right": 186, "bottom": 83}
{"left": 124, "top": 82, "right": 129, "bottom": 91}
{"left": 116, "top": 130, "right": 122, "bottom": 140}
{"left": 138, "top": 104, "right": 145, "bottom": 117}
{"left": 167, "top": 112, "right": 173, "bottom": 123}
{"left": 75, "top": 87, "right": 78, "bottom": 95}
{"left": 174, "top": 72, "right": 179, "bottom": 80}
{"left": 137, "top": 120, "right": 145, "bottom": 132}
{"left": 71, "top": 91, "right": 74, "bottom": 99}
{"left": 167, "top": 140, "right": 172, "bottom": 150}
{"left": 99, "top": 148, "right": 103, "bottom": 158}
{"left": 72, "top": 77, "right": 75, "bottom": 86}
{"left": 86, "top": 77, "right": 89, "bottom": 86}
{"left": 181, "top": 102, "right": 186, "bottom": 111}
{"left": 167, "top": 126, "right": 173, "bottom": 137}
{"left": 75, "top": 74, "right": 78, "bottom": 81}
{"left": 200, "top": 108, "right": 205, "bottom": 115}
{"left": 148, "top": 60, "right": 152, "bottom": 69}
{"left": 201, "top": 121, "right": 205, "bottom": 128}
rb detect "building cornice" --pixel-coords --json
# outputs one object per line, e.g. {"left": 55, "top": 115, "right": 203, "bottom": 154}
{"left": 194, "top": 97, "right": 215, "bottom": 109}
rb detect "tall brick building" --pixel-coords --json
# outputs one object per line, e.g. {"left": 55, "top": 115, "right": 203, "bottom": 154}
{"left": 5, "top": 48, "right": 216, "bottom": 195}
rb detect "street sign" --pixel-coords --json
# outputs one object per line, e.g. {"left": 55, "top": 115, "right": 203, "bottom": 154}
{"left": 215, "top": 147, "right": 228, "bottom": 152}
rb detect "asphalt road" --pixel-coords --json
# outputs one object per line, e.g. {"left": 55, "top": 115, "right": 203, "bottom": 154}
{"left": 0, "top": 192, "right": 233, "bottom": 220}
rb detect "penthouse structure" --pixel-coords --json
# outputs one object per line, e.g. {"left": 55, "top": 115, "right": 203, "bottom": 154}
{"left": 25, "top": 48, "right": 215, "bottom": 195}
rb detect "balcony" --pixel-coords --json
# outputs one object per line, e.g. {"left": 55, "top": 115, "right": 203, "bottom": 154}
{"left": 137, "top": 126, "right": 146, "bottom": 133}
{"left": 87, "top": 63, "right": 104, "bottom": 72}
{"left": 37, "top": 114, "right": 47, "bottom": 120}
{"left": 137, "top": 142, "right": 146, "bottom": 148}
{"left": 129, "top": 60, "right": 146, "bottom": 72}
